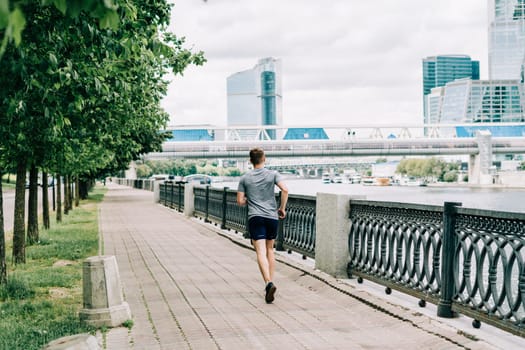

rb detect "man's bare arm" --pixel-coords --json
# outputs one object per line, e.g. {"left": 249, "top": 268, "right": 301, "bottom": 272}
{"left": 237, "top": 191, "right": 247, "bottom": 206}
{"left": 276, "top": 181, "right": 288, "bottom": 219}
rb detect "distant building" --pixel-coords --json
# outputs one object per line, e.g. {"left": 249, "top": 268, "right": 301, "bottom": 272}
{"left": 283, "top": 128, "right": 329, "bottom": 140}
{"left": 427, "top": 78, "right": 525, "bottom": 137}
{"left": 227, "top": 57, "right": 283, "bottom": 140}
{"left": 488, "top": 0, "right": 525, "bottom": 80}
{"left": 167, "top": 129, "right": 214, "bottom": 141}
{"left": 422, "top": 55, "right": 480, "bottom": 124}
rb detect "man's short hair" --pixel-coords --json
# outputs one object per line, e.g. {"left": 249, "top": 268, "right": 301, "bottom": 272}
{"left": 249, "top": 147, "right": 265, "bottom": 165}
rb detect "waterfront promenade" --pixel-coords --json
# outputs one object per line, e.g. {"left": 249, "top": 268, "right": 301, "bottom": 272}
{"left": 99, "top": 183, "right": 520, "bottom": 349}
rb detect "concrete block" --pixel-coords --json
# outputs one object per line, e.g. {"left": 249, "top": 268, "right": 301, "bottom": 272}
{"left": 184, "top": 183, "right": 195, "bottom": 217}
{"left": 42, "top": 334, "right": 100, "bottom": 350}
{"left": 153, "top": 181, "right": 161, "bottom": 203}
{"left": 79, "top": 256, "right": 131, "bottom": 327}
{"left": 315, "top": 193, "right": 364, "bottom": 278}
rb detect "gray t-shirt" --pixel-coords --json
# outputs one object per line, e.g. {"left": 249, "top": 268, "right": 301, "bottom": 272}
{"left": 238, "top": 168, "right": 283, "bottom": 219}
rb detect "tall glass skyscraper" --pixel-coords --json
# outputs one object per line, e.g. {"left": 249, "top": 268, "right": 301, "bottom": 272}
{"left": 422, "top": 55, "right": 480, "bottom": 123}
{"left": 427, "top": 78, "right": 525, "bottom": 136}
{"left": 227, "top": 58, "right": 282, "bottom": 140}
{"left": 488, "top": 0, "right": 525, "bottom": 80}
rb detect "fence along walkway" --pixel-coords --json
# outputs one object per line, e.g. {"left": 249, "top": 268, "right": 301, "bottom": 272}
{"left": 100, "top": 183, "right": 500, "bottom": 349}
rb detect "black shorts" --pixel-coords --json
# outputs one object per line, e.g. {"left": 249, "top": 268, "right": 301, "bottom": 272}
{"left": 248, "top": 216, "right": 279, "bottom": 241}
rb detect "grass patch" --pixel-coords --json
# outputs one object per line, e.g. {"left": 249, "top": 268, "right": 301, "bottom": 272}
{"left": 0, "top": 186, "right": 106, "bottom": 350}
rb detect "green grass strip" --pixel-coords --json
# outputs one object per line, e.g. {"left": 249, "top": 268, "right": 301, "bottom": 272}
{"left": 0, "top": 187, "right": 106, "bottom": 350}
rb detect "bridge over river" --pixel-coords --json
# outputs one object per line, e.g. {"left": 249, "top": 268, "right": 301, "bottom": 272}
{"left": 142, "top": 123, "right": 525, "bottom": 185}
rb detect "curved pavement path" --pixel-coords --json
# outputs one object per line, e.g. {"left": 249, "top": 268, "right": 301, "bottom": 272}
{"left": 100, "top": 183, "right": 502, "bottom": 350}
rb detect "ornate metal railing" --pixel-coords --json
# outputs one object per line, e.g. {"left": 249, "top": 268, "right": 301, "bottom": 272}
{"left": 119, "top": 177, "right": 525, "bottom": 336}
{"left": 348, "top": 200, "right": 443, "bottom": 301}
{"left": 191, "top": 186, "right": 316, "bottom": 257}
{"left": 278, "top": 194, "right": 317, "bottom": 258}
{"left": 159, "top": 181, "right": 185, "bottom": 212}
{"left": 348, "top": 199, "right": 525, "bottom": 337}
{"left": 452, "top": 206, "right": 525, "bottom": 336}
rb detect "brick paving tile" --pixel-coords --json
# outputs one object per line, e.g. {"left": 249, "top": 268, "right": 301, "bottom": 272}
{"left": 100, "top": 184, "right": 518, "bottom": 350}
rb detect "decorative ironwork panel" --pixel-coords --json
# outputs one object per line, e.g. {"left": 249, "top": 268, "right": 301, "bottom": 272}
{"left": 224, "top": 189, "right": 248, "bottom": 233}
{"left": 283, "top": 195, "right": 317, "bottom": 258}
{"left": 172, "top": 182, "right": 185, "bottom": 211}
{"left": 207, "top": 187, "right": 225, "bottom": 225}
{"left": 159, "top": 183, "right": 168, "bottom": 206}
{"left": 453, "top": 208, "right": 525, "bottom": 332}
{"left": 193, "top": 186, "right": 207, "bottom": 217}
{"left": 166, "top": 182, "right": 175, "bottom": 208}
{"left": 348, "top": 200, "right": 443, "bottom": 298}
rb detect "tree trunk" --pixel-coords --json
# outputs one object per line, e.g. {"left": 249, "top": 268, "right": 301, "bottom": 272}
{"left": 69, "top": 176, "right": 73, "bottom": 211}
{"left": 0, "top": 171, "right": 7, "bottom": 284}
{"left": 75, "top": 176, "right": 80, "bottom": 207}
{"left": 13, "top": 160, "right": 26, "bottom": 264}
{"left": 27, "top": 164, "right": 39, "bottom": 245}
{"left": 42, "top": 171, "right": 50, "bottom": 229}
{"left": 79, "top": 179, "right": 89, "bottom": 199}
{"left": 56, "top": 174, "right": 62, "bottom": 223}
{"left": 64, "top": 175, "right": 69, "bottom": 215}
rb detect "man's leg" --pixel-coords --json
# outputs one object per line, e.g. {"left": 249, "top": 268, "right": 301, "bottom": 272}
{"left": 266, "top": 239, "right": 275, "bottom": 282}
{"left": 253, "top": 239, "right": 271, "bottom": 283}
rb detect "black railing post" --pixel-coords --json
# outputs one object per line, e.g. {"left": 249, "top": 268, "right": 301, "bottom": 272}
{"left": 169, "top": 182, "right": 174, "bottom": 208}
{"left": 205, "top": 185, "right": 210, "bottom": 223}
{"left": 276, "top": 192, "right": 285, "bottom": 251}
{"left": 437, "top": 201, "right": 461, "bottom": 318}
{"left": 177, "top": 181, "right": 182, "bottom": 212}
{"left": 221, "top": 187, "right": 229, "bottom": 229}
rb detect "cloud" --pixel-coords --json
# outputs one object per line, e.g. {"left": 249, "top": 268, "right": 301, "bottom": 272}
{"left": 164, "top": 0, "right": 488, "bottom": 127}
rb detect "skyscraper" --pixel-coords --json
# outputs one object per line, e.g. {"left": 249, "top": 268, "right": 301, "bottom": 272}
{"left": 427, "top": 78, "right": 525, "bottom": 137}
{"left": 422, "top": 55, "right": 480, "bottom": 123}
{"left": 488, "top": 0, "right": 525, "bottom": 80}
{"left": 227, "top": 57, "right": 282, "bottom": 140}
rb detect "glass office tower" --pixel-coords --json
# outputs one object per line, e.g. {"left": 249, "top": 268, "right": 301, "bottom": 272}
{"left": 422, "top": 55, "right": 480, "bottom": 124}
{"left": 488, "top": 0, "right": 525, "bottom": 80}
{"left": 428, "top": 78, "right": 525, "bottom": 137}
{"left": 227, "top": 58, "right": 282, "bottom": 140}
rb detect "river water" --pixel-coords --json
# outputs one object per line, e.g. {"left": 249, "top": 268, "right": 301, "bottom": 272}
{"left": 216, "top": 178, "right": 525, "bottom": 213}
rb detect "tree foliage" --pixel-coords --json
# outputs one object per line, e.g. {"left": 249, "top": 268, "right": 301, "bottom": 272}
{"left": 138, "top": 160, "right": 242, "bottom": 178}
{"left": 396, "top": 158, "right": 459, "bottom": 182}
{"left": 0, "top": 0, "right": 120, "bottom": 57}
{"left": 0, "top": 0, "right": 205, "bottom": 266}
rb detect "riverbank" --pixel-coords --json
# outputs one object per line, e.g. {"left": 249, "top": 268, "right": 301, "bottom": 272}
{"left": 426, "top": 181, "right": 525, "bottom": 189}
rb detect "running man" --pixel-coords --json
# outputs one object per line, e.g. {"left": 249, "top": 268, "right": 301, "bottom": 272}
{"left": 237, "top": 147, "right": 288, "bottom": 303}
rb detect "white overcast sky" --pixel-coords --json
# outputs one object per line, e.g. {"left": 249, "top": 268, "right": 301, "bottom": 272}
{"left": 162, "top": 0, "right": 488, "bottom": 127}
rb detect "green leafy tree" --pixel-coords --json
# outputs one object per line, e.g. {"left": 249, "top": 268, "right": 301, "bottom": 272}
{"left": 0, "top": 0, "right": 204, "bottom": 265}
{"left": 397, "top": 158, "right": 459, "bottom": 182}
{"left": 443, "top": 170, "right": 458, "bottom": 182}
{"left": 0, "top": 0, "right": 120, "bottom": 57}
{"left": 136, "top": 163, "right": 153, "bottom": 178}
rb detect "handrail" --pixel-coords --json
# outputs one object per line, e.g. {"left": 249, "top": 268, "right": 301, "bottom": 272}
{"left": 192, "top": 185, "right": 316, "bottom": 257}
{"left": 348, "top": 199, "right": 525, "bottom": 337}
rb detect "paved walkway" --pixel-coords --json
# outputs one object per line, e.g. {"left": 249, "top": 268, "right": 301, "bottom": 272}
{"left": 99, "top": 184, "right": 516, "bottom": 349}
